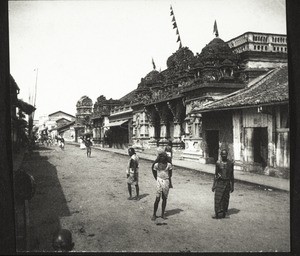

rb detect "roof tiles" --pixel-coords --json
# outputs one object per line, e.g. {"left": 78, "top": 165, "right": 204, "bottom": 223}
{"left": 194, "top": 67, "right": 288, "bottom": 112}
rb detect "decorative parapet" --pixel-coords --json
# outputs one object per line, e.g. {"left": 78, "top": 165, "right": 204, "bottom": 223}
{"left": 110, "top": 105, "right": 132, "bottom": 115}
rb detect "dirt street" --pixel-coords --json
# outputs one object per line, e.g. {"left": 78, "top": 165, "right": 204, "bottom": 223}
{"left": 22, "top": 144, "right": 290, "bottom": 253}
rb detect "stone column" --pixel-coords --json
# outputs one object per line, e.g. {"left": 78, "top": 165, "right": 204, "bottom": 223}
{"left": 100, "top": 126, "right": 105, "bottom": 147}
{"left": 144, "top": 107, "right": 157, "bottom": 147}
{"left": 232, "top": 111, "right": 243, "bottom": 170}
{"left": 244, "top": 127, "right": 254, "bottom": 163}
{"left": 92, "top": 126, "right": 97, "bottom": 142}
{"left": 167, "top": 101, "right": 185, "bottom": 148}
{"left": 139, "top": 112, "right": 148, "bottom": 138}
{"left": 156, "top": 104, "right": 169, "bottom": 147}
{"left": 173, "top": 122, "right": 181, "bottom": 143}
{"left": 131, "top": 114, "right": 136, "bottom": 142}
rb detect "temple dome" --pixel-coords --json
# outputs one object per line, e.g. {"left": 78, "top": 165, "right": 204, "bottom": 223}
{"left": 144, "top": 70, "right": 164, "bottom": 82}
{"left": 166, "top": 47, "right": 194, "bottom": 69}
{"left": 76, "top": 95, "right": 93, "bottom": 107}
{"left": 198, "top": 37, "right": 237, "bottom": 62}
{"left": 137, "top": 70, "right": 165, "bottom": 90}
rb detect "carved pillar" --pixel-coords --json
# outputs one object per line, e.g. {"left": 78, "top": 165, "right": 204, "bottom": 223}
{"left": 92, "top": 127, "right": 97, "bottom": 141}
{"left": 100, "top": 125, "right": 105, "bottom": 147}
{"left": 167, "top": 101, "right": 185, "bottom": 147}
{"left": 156, "top": 104, "right": 169, "bottom": 146}
{"left": 139, "top": 112, "right": 148, "bottom": 138}
{"left": 132, "top": 114, "right": 137, "bottom": 140}
{"left": 144, "top": 107, "right": 157, "bottom": 147}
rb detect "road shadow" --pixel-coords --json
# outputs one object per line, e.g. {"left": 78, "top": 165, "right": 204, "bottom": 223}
{"left": 227, "top": 208, "right": 240, "bottom": 216}
{"left": 138, "top": 193, "right": 149, "bottom": 200}
{"left": 20, "top": 149, "right": 71, "bottom": 252}
{"left": 165, "top": 208, "right": 184, "bottom": 217}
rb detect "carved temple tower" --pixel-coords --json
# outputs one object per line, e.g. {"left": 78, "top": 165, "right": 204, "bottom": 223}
{"left": 74, "top": 96, "right": 93, "bottom": 141}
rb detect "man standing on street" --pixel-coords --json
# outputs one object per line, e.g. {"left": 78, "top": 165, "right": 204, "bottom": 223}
{"left": 151, "top": 152, "right": 173, "bottom": 221}
{"left": 126, "top": 147, "right": 140, "bottom": 200}
{"left": 84, "top": 137, "right": 92, "bottom": 157}
{"left": 212, "top": 149, "right": 234, "bottom": 219}
{"left": 60, "top": 136, "right": 65, "bottom": 150}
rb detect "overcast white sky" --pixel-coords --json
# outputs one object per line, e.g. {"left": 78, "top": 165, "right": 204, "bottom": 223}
{"left": 9, "top": 0, "right": 286, "bottom": 119}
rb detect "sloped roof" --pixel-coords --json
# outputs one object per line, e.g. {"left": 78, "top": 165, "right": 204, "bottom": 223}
{"left": 57, "top": 121, "right": 75, "bottom": 132}
{"left": 193, "top": 67, "right": 288, "bottom": 112}
{"left": 119, "top": 89, "right": 137, "bottom": 102}
{"left": 48, "top": 111, "right": 75, "bottom": 118}
{"left": 56, "top": 117, "right": 72, "bottom": 123}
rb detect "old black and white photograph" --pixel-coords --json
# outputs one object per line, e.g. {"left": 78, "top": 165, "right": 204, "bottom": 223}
{"left": 1, "top": 0, "right": 293, "bottom": 253}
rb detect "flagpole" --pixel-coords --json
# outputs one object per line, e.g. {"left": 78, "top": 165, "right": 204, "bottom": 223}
{"left": 32, "top": 68, "right": 38, "bottom": 121}
{"left": 170, "top": 5, "right": 182, "bottom": 49}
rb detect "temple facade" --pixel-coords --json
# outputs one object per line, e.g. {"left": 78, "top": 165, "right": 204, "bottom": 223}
{"left": 75, "top": 30, "right": 288, "bottom": 177}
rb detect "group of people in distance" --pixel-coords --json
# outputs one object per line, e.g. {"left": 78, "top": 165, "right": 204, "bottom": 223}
{"left": 126, "top": 141, "right": 234, "bottom": 221}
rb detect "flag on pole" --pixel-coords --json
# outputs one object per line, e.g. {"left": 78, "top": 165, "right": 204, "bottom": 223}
{"left": 170, "top": 5, "right": 183, "bottom": 49}
{"left": 213, "top": 20, "right": 219, "bottom": 37}
{"left": 152, "top": 58, "right": 156, "bottom": 70}
{"left": 170, "top": 5, "right": 174, "bottom": 16}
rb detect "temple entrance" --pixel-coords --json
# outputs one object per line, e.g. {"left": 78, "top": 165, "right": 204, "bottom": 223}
{"left": 253, "top": 127, "right": 268, "bottom": 167}
{"left": 206, "top": 130, "right": 219, "bottom": 162}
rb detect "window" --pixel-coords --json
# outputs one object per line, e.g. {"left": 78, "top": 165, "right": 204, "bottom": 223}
{"left": 254, "top": 45, "right": 256, "bottom": 50}
{"left": 258, "top": 45, "right": 260, "bottom": 50}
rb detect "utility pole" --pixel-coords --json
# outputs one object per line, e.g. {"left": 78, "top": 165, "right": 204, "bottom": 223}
{"left": 28, "top": 68, "right": 38, "bottom": 140}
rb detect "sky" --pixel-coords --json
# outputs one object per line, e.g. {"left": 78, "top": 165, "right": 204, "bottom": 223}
{"left": 9, "top": 0, "right": 286, "bottom": 120}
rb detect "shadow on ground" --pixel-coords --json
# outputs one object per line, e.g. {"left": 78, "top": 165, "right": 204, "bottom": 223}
{"left": 227, "top": 208, "right": 240, "bottom": 216}
{"left": 20, "top": 148, "right": 71, "bottom": 252}
{"left": 138, "top": 193, "right": 149, "bottom": 200}
{"left": 165, "top": 208, "right": 184, "bottom": 217}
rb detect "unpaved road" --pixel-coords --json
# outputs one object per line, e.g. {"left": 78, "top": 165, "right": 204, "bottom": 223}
{"left": 22, "top": 144, "right": 290, "bottom": 253}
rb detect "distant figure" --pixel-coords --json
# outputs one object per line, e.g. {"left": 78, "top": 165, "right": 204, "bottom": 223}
{"left": 52, "top": 229, "right": 74, "bottom": 251}
{"left": 60, "top": 136, "right": 65, "bottom": 150}
{"left": 84, "top": 137, "right": 93, "bottom": 157}
{"left": 126, "top": 147, "right": 140, "bottom": 200}
{"left": 211, "top": 149, "right": 234, "bottom": 219}
{"left": 151, "top": 152, "right": 173, "bottom": 221}
{"left": 79, "top": 136, "right": 86, "bottom": 149}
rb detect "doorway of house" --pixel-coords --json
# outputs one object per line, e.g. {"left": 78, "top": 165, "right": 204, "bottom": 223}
{"left": 206, "top": 130, "right": 219, "bottom": 162}
{"left": 253, "top": 127, "right": 268, "bottom": 167}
